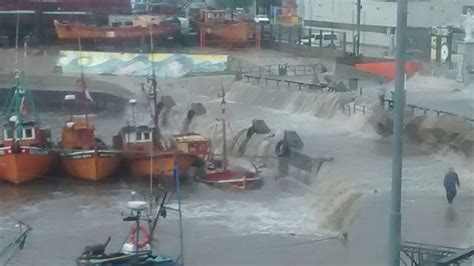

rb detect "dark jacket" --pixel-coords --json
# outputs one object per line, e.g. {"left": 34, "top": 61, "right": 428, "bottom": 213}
{"left": 444, "top": 171, "right": 460, "bottom": 191}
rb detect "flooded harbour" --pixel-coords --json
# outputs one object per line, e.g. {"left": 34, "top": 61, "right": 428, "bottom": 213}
{"left": 1, "top": 0, "right": 474, "bottom": 264}
{"left": 1, "top": 73, "right": 473, "bottom": 265}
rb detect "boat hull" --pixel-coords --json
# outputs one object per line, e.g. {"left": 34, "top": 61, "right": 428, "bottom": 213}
{"left": 128, "top": 152, "right": 196, "bottom": 182}
{"left": 195, "top": 21, "right": 252, "bottom": 44}
{"left": 61, "top": 150, "right": 121, "bottom": 181}
{"left": 54, "top": 20, "right": 180, "bottom": 40}
{"left": 201, "top": 168, "right": 262, "bottom": 190}
{"left": 0, "top": 146, "right": 55, "bottom": 184}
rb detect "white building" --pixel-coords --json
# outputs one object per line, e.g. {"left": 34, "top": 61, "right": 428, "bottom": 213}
{"left": 297, "top": 0, "right": 473, "bottom": 50}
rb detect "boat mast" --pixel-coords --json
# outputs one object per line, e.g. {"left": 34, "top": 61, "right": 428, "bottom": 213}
{"left": 220, "top": 81, "right": 227, "bottom": 170}
{"left": 12, "top": 12, "right": 23, "bottom": 142}
{"left": 77, "top": 33, "right": 89, "bottom": 127}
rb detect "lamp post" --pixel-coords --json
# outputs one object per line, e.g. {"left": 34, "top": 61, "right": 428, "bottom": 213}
{"left": 389, "top": 0, "right": 408, "bottom": 265}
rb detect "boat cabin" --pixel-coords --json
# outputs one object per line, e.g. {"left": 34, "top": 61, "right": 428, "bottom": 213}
{"left": 61, "top": 118, "right": 96, "bottom": 150}
{"left": 114, "top": 125, "right": 155, "bottom": 154}
{"left": 199, "top": 9, "right": 226, "bottom": 24}
{"left": 2, "top": 121, "right": 51, "bottom": 148}
{"left": 170, "top": 133, "right": 210, "bottom": 158}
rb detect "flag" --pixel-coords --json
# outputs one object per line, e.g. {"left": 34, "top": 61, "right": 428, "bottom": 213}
{"left": 20, "top": 97, "right": 27, "bottom": 116}
{"left": 84, "top": 88, "right": 93, "bottom": 102}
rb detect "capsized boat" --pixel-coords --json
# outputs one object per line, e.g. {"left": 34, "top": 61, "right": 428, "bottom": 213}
{"left": 76, "top": 170, "right": 183, "bottom": 266}
{"left": 59, "top": 77, "right": 121, "bottom": 181}
{"left": 54, "top": 15, "right": 180, "bottom": 41}
{"left": 0, "top": 71, "right": 56, "bottom": 184}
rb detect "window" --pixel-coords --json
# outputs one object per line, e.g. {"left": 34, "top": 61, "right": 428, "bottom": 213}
{"left": 136, "top": 132, "right": 142, "bottom": 141}
{"left": 143, "top": 132, "right": 151, "bottom": 140}
{"left": 4, "top": 129, "right": 14, "bottom": 140}
{"left": 24, "top": 128, "right": 33, "bottom": 139}
{"left": 324, "top": 34, "right": 337, "bottom": 41}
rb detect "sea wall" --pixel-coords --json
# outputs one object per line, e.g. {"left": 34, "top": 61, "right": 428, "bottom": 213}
{"left": 56, "top": 50, "right": 229, "bottom": 77}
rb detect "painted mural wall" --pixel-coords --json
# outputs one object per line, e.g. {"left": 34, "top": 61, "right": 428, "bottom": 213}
{"left": 57, "top": 51, "right": 229, "bottom": 77}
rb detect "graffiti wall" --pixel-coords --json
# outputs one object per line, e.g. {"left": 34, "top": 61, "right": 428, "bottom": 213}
{"left": 57, "top": 51, "right": 229, "bottom": 77}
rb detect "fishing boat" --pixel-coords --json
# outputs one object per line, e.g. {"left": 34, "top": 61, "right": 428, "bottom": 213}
{"left": 198, "top": 86, "right": 263, "bottom": 190}
{"left": 113, "top": 75, "right": 198, "bottom": 183}
{"left": 0, "top": 27, "right": 55, "bottom": 184}
{"left": 54, "top": 15, "right": 180, "bottom": 41}
{"left": 192, "top": 9, "right": 254, "bottom": 46}
{"left": 76, "top": 167, "right": 184, "bottom": 266}
{"left": 59, "top": 74, "right": 121, "bottom": 181}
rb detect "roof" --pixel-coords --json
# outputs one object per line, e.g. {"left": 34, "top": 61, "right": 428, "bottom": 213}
{"left": 172, "top": 133, "right": 209, "bottom": 142}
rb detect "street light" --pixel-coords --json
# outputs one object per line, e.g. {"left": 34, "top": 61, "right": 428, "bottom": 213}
{"left": 389, "top": 0, "right": 408, "bottom": 265}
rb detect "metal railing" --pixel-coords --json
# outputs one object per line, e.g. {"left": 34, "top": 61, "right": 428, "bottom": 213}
{"left": 243, "top": 74, "right": 328, "bottom": 91}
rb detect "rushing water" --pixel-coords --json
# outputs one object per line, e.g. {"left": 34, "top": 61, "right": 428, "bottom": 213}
{"left": 1, "top": 77, "right": 473, "bottom": 265}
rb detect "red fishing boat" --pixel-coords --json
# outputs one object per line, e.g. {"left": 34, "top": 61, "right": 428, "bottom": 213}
{"left": 198, "top": 86, "right": 262, "bottom": 190}
{"left": 59, "top": 76, "right": 121, "bottom": 181}
{"left": 0, "top": 71, "right": 55, "bottom": 184}
{"left": 54, "top": 15, "right": 180, "bottom": 41}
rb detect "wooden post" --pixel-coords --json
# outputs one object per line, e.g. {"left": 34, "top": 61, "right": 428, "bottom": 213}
{"left": 319, "top": 30, "right": 323, "bottom": 47}
{"left": 288, "top": 26, "right": 293, "bottom": 44}
{"left": 278, "top": 25, "right": 282, "bottom": 42}
{"left": 298, "top": 26, "right": 302, "bottom": 45}
{"left": 308, "top": 28, "right": 312, "bottom": 47}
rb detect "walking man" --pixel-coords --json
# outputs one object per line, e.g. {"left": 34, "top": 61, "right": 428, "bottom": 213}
{"left": 378, "top": 83, "right": 387, "bottom": 108}
{"left": 444, "top": 167, "right": 460, "bottom": 204}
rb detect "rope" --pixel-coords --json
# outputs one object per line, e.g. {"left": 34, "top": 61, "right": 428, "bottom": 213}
{"left": 256, "top": 235, "right": 340, "bottom": 249}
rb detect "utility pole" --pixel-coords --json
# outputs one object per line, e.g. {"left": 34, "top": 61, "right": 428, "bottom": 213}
{"left": 389, "top": 0, "right": 408, "bottom": 265}
{"left": 355, "top": 0, "right": 361, "bottom": 56}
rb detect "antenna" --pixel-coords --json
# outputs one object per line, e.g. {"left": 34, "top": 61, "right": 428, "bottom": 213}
{"left": 14, "top": 12, "right": 20, "bottom": 71}
{"left": 76, "top": 29, "right": 89, "bottom": 127}
{"left": 220, "top": 79, "right": 227, "bottom": 170}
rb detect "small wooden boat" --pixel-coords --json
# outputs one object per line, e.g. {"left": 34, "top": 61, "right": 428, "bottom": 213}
{"left": 200, "top": 85, "right": 263, "bottom": 190}
{"left": 59, "top": 76, "right": 121, "bottom": 181}
{"left": 54, "top": 15, "right": 180, "bottom": 41}
{"left": 202, "top": 160, "right": 262, "bottom": 190}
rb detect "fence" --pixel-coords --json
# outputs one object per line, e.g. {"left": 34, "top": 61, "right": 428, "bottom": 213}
{"left": 239, "top": 63, "right": 325, "bottom": 77}
{"left": 243, "top": 74, "right": 328, "bottom": 91}
{"left": 259, "top": 24, "right": 347, "bottom": 53}
{"left": 343, "top": 100, "right": 474, "bottom": 127}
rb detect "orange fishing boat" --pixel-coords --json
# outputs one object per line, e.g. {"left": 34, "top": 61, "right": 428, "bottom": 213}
{"left": 59, "top": 76, "right": 121, "bottom": 181}
{"left": 192, "top": 9, "right": 254, "bottom": 46}
{"left": 54, "top": 15, "right": 180, "bottom": 41}
{"left": 114, "top": 125, "right": 196, "bottom": 181}
{"left": 114, "top": 72, "right": 199, "bottom": 183}
{"left": 0, "top": 72, "right": 55, "bottom": 184}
